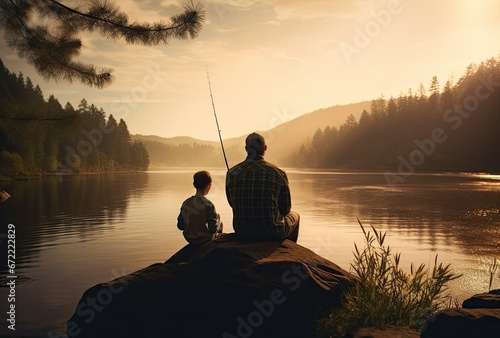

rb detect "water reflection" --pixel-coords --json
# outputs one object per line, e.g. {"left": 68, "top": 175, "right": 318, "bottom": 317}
{"left": 0, "top": 173, "right": 149, "bottom": 274}
{"left": 287, "top": 171, "right": 500, "bottom": 258}
{"left": 0, "top": 170, "right": 498, "bottom": 336}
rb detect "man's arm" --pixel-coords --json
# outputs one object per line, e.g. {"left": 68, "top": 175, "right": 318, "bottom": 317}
{"left": 278, "top": 173, "right": 292, "bottom": 215}
{"left": 225, "top": 172, "right": 233, "bottom": 207}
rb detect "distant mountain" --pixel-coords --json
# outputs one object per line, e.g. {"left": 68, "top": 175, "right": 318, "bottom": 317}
{"left": 132, "top": 101, "right": 372, "bottom": 167}
{"left": 132, "top": 134, "right": 218, "bottom": 146}
{"left": 251, "top": 101, "right": 371, "bottom": 165}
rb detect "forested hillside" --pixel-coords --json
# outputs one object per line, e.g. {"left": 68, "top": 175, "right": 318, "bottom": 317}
{"left": 133, "top": 101, "right": 372, "bottom": 168}
{"left": 294, "top": 56, "right": 500, "bottom": 173}
{"left": 0, "top": 59, "right": 149, "bottom": 179}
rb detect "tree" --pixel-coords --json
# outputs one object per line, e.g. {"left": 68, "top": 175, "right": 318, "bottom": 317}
{"left": 428, "top": 75, "right": 440, "bottom": 114}
{"left": 130, "top": 140, "right": 149, "bottom": 170}
{"left": 439, "top": 79, "right": 454, "bottom": 112}
{"left": 116, "top": 118, "right": 132, "bottom": 166}
{"left": 370, "top": 96, "right": 387, "bottom": 125}
{"left": 312, "top": 128, "right": 325, "bottom": 166}
{"left": 0, "top": 0, "right": 205, "bottom": 88}
{"left": 102, "top": 114, "right": 119, "bottom": 164}
{"left": 386, "top": 97, "right": 397, "bottom": 120}
{"left": 339, "top": 114, "right": 358, "bottom": 136}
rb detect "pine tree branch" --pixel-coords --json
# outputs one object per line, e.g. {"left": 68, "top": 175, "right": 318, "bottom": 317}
{"left": 47, "top": 0, "right": 204, "bottom": 36}
{"left": 40, "top": 0, "right": 206, "bottom": 44}
{"left": 3, "top": 0, "right": 113, "bottom": 87}
{"left": 0, "top": 0, "right": 205, "bottom": 88}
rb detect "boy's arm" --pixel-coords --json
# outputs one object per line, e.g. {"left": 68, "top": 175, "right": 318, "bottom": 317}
{"left": 206, "top": 202, "right": 222, "bottom": 234}
{"left": 177, "top": 206, "right": 185, "bottom": 230}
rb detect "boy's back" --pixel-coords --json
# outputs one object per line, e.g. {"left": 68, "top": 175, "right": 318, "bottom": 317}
{"left": 178, "top": 196, "right": 215, "bottom": 245}
{"left": 176, "top": 170, "right": 223, "bottom": 245}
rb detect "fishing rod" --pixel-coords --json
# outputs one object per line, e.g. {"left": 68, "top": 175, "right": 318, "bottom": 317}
{"left": 206, "top": 67, "right": 230, "bottom": 171}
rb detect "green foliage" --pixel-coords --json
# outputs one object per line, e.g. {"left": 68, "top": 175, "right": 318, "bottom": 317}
{"left": 0, "top": 150, "right": 24, "bottom": 178}
{"left": 316, "top": 221, "right": 460, "bottom": 337}
{"left": 0, "top": 59, "right": 150, "bottom": 178}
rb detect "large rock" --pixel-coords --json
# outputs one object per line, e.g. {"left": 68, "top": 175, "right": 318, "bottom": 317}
{"left": 420, "top": 308, "right": 500, "bottom": 338}
{"left": 66, "top": 234, "right": 353, "bottom": 338}
{"left": 462, "top": 289, "right": 500, "bottom": 309}
{"left": 421, "top": 290, "right": 500, "bottom": 338}
{"left": 346, "top": 325, "right": 419, "bottom": 338}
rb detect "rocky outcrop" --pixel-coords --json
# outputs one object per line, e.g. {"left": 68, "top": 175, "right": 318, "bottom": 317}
{"left": 421, "top": 289, "right": 500, "bottom": 338}
{"left": 346, "top": 325, "right": 419, "bottom": 338}
{"left": 462, "top": 289, "right": 500, "bottom": 309}
{"left": 66, "top": 234, "right": 353, "bottom": 338}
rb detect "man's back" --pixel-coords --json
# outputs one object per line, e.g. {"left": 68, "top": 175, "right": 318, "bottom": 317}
{"left": 226, "top": 156, "right": 291, "bottom": 240}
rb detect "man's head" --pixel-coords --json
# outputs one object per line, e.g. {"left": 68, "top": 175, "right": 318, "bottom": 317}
{"left": 193, "top": 170, "right": 212, "bottom": 193}
{"left": 245, "top": 132, "right": 267, "bottom": 157}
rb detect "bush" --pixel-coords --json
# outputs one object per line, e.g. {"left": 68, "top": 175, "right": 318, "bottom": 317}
{"left": 316, "top": 220, "right": 460, "bottom": 337}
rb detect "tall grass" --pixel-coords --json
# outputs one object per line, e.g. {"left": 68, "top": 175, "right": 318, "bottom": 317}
{"left": 316, "top": 220, "right": 460, "bottom": 337}
{"left": 489, "top": 257, "right": 498, "bottom": 292}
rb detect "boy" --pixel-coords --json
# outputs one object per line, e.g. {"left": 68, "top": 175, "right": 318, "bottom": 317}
{"left": 177, "top": 170, "right": 223, "bottom": 245}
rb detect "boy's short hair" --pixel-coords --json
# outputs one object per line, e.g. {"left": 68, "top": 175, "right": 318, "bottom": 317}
{"left": 193, "top": 170, "right": 212, "bottom": 189}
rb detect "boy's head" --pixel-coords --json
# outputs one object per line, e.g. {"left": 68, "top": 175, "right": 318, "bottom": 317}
{"left": 193, "top": 170, "right": 212, "bottom": 192}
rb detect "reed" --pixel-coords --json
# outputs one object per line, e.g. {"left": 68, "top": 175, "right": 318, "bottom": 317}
{"left": 489, "top": 257, "right": 498, "bottom": 292}
{"left": 316, "top": 220, "right": 460, "bottom": 337}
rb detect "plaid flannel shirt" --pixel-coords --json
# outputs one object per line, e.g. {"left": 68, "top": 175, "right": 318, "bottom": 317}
{"left": 225, "top": 155, "right": 291, "bottom": 240}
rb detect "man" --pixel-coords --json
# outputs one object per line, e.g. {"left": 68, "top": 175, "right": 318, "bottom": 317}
{"left": 226, "top": 132, "right": 300, "bottom": 241}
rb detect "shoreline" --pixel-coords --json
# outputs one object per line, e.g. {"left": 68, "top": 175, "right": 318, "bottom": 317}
{"left": 0, "top": 169, "right": 149, "bottom": 182}
{"left": 2, "top": 167, "right": 499, "bottom": 183}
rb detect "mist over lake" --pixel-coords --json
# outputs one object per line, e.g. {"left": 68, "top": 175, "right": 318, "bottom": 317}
{"left": 1, "top": 170, "right": 499, "bottom": 336}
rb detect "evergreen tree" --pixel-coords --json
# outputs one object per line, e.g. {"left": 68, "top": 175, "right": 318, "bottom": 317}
{"left": 370, "top": 96, "right": 387, "bottom": 127}
{"left": 439, "top": 79, "right": 454, "bottom": 112}
{"left": 102, "top": 114, "right": 119, "bottom": 166}
{"left": 116, "top": 119, "right": 132, "bottom": 167}
{"left": 130, "top": 140, "right": 149, "bottom": 170}
{"left": 339, "top": 114, "right": 358, "bottom": 136}
{"left": 293, "top": 55, "right": 500, "bottom": 171}
{"left": 428, "top": 75, "right": 440, "bottom": 114}
{"left": 312, "top": 128, "right": 325, "bottom": 166}
{"left": 0, "top": 59, "right": 150, "bottom": 177}
{"left": 386, "top": 98, "right": 397, "bottom": 120}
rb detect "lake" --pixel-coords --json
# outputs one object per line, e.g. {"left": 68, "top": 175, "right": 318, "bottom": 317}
{"left": 0, "top": 169, "right": 499, "bottom": 336}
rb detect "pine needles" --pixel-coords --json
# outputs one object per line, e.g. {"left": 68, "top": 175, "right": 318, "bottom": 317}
{"left": 0, "top": 0, "right": 206, "bottom": 88}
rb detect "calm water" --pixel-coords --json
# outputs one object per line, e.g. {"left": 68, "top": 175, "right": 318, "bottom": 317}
{"left": 1, "top": 170, "right": 499, "bottom": 336}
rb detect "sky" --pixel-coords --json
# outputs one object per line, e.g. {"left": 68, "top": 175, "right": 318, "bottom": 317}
{"left": 1, "top": 0, "right": 499, "bottom": 142}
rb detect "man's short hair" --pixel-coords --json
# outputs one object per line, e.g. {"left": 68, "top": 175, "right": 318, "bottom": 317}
{"left": 193, "top": 170, "right": 212, "bottom": 189}
{"left": 245, "top": 132, "right": 266, "bottom": 153}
